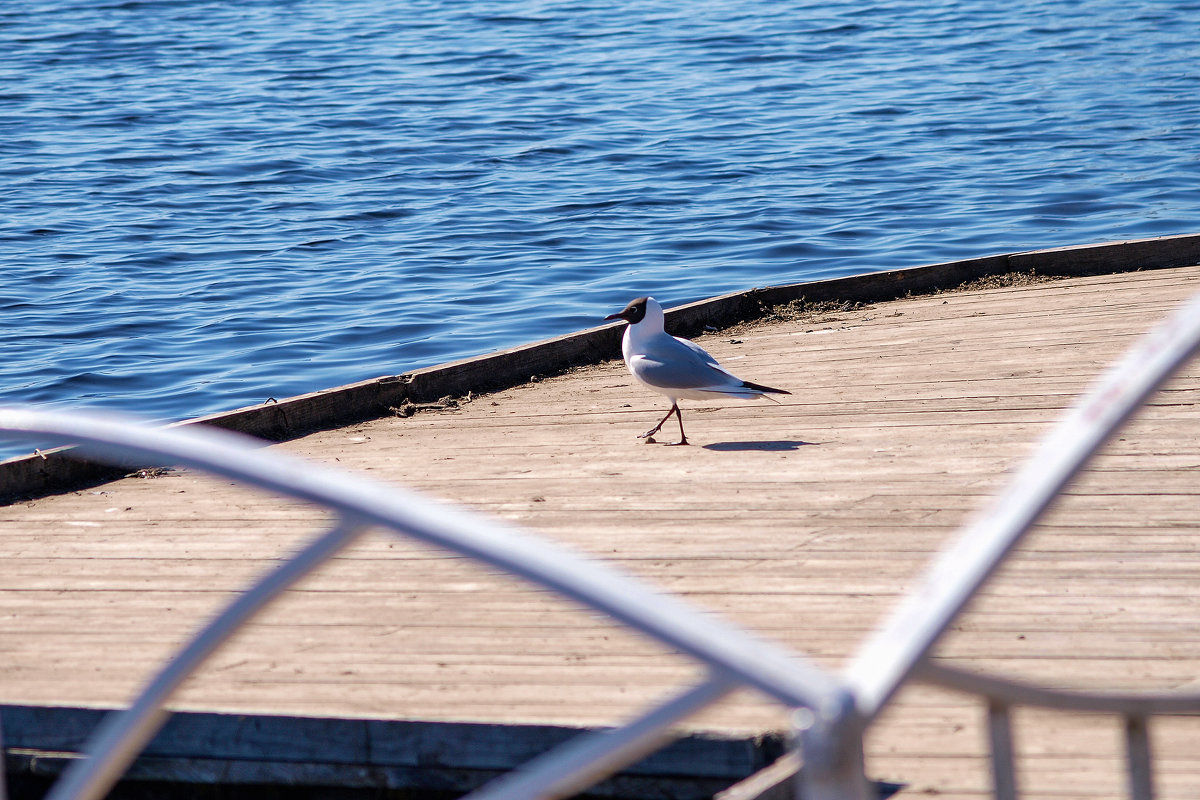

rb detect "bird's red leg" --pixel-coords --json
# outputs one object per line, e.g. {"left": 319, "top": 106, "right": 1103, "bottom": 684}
{"left": 671, "top": 404, "right": 689, "bottom": 446}
{"left": 639, "top": 403, "right": 679, "bottom": 440}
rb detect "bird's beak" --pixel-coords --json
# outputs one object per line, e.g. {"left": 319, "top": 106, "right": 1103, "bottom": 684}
{"left": 604, "top": 311, "right": 628, "bottom": 323}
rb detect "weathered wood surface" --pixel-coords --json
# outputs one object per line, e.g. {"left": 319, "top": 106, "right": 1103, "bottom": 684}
{"left": 2, "top": 264, "right": 1200, "bottom": 798}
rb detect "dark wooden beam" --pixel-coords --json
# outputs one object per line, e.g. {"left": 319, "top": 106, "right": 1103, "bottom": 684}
{"left": 2, "top": 704, "right": 784, "bottom": 799}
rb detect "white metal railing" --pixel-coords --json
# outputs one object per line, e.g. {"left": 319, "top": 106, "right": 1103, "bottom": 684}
{"left": 839, "top": 282, "right": 1200, "bottom": 800}
{"left": 913, "top": 661, "right": 1200, "bottom": 800}
{"left": 1, "top": 284, "right": 1199, "bottom": 800}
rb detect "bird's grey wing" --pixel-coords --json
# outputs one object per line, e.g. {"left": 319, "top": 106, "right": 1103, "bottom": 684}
{"left": 629, "top": 338, "right": 740, "bottom": 390}
{"left": 630, "top": 354, "right": 734, "bottom": 390}
{"left": 674, "top": 336, "right": 753, "bottom": 387}
{"left": 676, "top": 335, "right": 722, "bottom": 368}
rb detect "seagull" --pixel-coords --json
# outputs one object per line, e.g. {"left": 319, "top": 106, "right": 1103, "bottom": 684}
{"left": 604, "top": 296, "right": 790, "bottom": 445}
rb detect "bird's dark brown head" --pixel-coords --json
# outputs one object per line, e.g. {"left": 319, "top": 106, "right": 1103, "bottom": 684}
{"left": 604, "top": 296, "right": 649, "bottom": 325}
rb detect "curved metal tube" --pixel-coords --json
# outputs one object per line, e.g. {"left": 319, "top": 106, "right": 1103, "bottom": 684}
{"left": 847, "top": 288, "right": 1200, "bottom": 719}
{"left": 918, "top": 661, "right": 1200, "bottom": 716}
{"left": 0, "top": 409, "right": 839, "bottom": 710}
{"left": 43, "top": 514, "right": 368, "bottom": 800}
{"left": 0, "top": 408, "right": 843, "bottom": 800}
{"left": 463, "top": 671, "right": 740, "bottom": 800}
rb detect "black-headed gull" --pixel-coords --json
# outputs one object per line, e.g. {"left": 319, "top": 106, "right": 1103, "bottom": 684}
{"left": 604, "top": 296, "right": 790, "bottom": 445}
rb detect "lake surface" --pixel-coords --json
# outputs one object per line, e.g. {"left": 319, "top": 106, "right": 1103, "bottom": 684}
{"left": 3, "top": 0, "right": 1199, "bottom": 458}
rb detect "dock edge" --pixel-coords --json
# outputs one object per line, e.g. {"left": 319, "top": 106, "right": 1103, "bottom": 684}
{"left": 3, "top": 232, "right": 1199, "bottom": 503}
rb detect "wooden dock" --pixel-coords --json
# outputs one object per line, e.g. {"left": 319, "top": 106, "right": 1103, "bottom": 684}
{"left": 3, "top": 247, "right": 1200, "bottom": 798}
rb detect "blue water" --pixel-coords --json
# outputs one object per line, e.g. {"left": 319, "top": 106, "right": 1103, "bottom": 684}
{"left": 3, "top": 1, "right": 1200, "bottom": 458}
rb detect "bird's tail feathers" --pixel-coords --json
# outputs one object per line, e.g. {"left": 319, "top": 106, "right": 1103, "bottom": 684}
{"left": 741, "top": 380, "right": 791, "bottom": 395}
{"left": 692, "top": 383, "right": 789, "bottom": 402}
